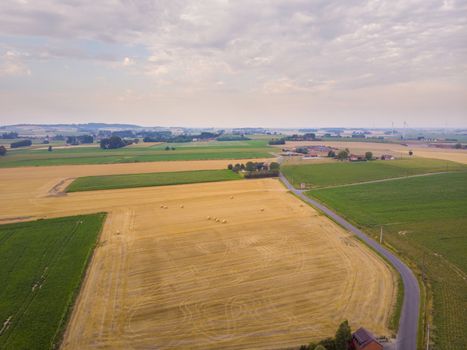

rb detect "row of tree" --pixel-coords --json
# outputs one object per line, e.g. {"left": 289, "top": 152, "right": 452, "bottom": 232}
{"left": 299, "top": 320, "right": 352, "bottom": 350}
{"left": 217, "top": 134, "right": 250, "bottom": 141}
{"left": 10, "top": 139, "right": 32, "bottom": 148}
{"left": 143, "top": 131, "right": 220, "bottom": 143}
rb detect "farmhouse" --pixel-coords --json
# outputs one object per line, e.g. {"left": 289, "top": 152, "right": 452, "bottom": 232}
{"left": 352, "top": 327, "right": 383, "bottom": 350}
{"left": 302, "top": 152, "right": 319, "bottom": 159}
{"left": 349, "top": 154, "right": 366, "bottom": 162}
{"left": 380, "top": 154, "right": 395, "bottom": 160}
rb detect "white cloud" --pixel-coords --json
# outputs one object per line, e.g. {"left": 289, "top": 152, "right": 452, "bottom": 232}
{"left": 122, "top": 57, "right": 134, "bottom": 66}
{"left": 0, "top": 50, "right": 31, "bottom": 76}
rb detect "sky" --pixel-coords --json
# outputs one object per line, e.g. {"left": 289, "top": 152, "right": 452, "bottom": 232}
{"left": 0, "top": 0, "right": 466, "bottom": 128}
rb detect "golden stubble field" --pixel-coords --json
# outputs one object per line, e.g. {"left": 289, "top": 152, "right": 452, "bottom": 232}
{"left": 0, "top": 161, "right": 396, "bottom": 349}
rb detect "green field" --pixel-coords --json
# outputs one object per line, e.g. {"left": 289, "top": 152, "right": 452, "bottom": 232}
{"left": 0, "top": 214, "right": 105, "bottom": 350}
{"left": 308, "top": 172, "right": 467, "bottom": 350}
{"left": 0, "top": 140, "right": 274, "bottom": 168}
{"left": 282, "top": 158, "right": 466, "bottom": 188}
{"left": 67, "top": 169, "right": 242, "bottom": 192}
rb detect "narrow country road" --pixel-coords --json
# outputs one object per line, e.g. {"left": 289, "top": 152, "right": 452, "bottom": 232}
{"left": 279, "top": 173, "right": 420, "bottom": 350}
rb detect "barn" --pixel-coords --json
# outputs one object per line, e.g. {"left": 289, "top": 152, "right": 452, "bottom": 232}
{"left": 352, "top": 327, "right": 383, "bottom": 350}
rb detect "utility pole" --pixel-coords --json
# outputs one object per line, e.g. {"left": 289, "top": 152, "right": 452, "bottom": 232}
{"left": 380, "top": 226, "right": 383, "bottom": 244}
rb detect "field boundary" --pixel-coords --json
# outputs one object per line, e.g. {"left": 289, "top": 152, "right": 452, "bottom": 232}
{"left": 56, "top": 212, "right": 107, "bottom": 349}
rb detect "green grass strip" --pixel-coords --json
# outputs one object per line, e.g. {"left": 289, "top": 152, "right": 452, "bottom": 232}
{"left": 66, "top": 169, "right": 242, "bottom": 192}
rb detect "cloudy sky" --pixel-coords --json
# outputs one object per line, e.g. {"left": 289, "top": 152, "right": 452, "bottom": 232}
{"left": 0, "top": 0, "right": 466, "bottom": 128}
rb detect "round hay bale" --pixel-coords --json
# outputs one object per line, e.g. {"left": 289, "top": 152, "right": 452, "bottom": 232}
{"left": 207, "top": 216, "right": 211, "bottom": 220}
{"left": 222, "top": 219, "right": 227, "bottom": 224}
{"left": 260, "top": 208, "right": 264, "bottom": 212}
{"left": 230, "top": 196, "right": 234, "bottom": 199}
{"left": 180, "top": 205, "right": 184, "bottom": 208}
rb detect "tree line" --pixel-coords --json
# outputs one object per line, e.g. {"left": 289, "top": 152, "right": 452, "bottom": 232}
{"left": 299, "top": 320, "right": 352, "bottom": 350}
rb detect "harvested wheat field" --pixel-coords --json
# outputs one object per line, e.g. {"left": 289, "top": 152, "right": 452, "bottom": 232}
{"left": 0, "top": 159, "right": 269, "bottom": 208}
{"left": 0, "top": 164, "right": 395, "bottom": 349}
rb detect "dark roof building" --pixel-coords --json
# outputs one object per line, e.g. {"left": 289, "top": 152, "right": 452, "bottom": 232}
{"left": 352, "top": 327, "right": 383, "bottom": 350}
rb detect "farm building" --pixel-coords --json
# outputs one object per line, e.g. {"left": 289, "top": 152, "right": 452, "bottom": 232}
{"left": 302, "top": 153, "right": 319, "bottom": 159}
{"left": 381, "top": 154, "right": 395, "bottom": 160}
{"left": 349, "top": 154, "right": 366, "bottom": 162}
{"left": 352, "top": 327, "right": 383, "bottom": 350}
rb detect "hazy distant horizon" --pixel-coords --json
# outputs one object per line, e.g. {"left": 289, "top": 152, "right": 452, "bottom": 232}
{"left": 2, "top": 121, "right": 466, "bottom": 130}
{"left": 1, "top": 1, "right": 466, "bottom": 127}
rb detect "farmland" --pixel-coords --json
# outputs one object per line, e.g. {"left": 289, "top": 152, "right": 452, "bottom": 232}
{"left": 66, "top": 169, "right": 242, "bottom": 192}
{"left": 0, "top": 140, "right": 274, "bottom": 168}
{"left": 278, "top": 140, "right": 467, "bottom": 164}
{"left": 308, "top": 172, "right": 467, "bottom": 349}
{"left": 282, "top": 158, "right": 466, "bottom": 189}
{"left": 0, "top": 214, "right": 105, "bottom": 350}
{"left": 0, "top": 159, "right": 397, "bottom": 350}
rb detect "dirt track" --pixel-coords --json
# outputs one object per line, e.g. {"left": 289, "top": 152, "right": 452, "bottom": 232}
{"left": 0, "top": 161, "right": 396, "bottom": 349}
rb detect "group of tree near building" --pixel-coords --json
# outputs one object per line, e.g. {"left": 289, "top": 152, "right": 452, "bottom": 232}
{"left": 99, "top": 136, "right": 136, "bottom": 149}
{"left": 328, "top": 149, "right": 373, "bottom": 161}
{"left": 66, "top": 135, "right": 94, "bottom": 145}
{"left": 227, "top": 161, "right": 280, "bottom": 178}
{"left": 299, "top": 320, "right": 352, "bottom": 350}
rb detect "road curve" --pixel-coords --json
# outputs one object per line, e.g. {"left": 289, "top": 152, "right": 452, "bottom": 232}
{"left": 279, "top": 173, "right": 420, "bottom": 350}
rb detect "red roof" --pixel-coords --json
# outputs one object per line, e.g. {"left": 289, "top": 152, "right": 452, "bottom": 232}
{"left": 352, "top": 327, "right": 382, "bottom": 349}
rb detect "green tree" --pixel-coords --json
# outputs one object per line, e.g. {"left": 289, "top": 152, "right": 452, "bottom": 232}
{"left": 48, "top": 146, "right": 53, "bottom": 152}
{"left": 328, "top": 150, "right": 336, "bottom": 158}
{"left": 245, "top": 161, "right": 255, "bottom": 171}
{"left": 314, "top": 345, "right": 327, "bottom": 350}
{"left": 409, "top": 150, "right": 413, "bottom": 156}
{"left": 0, "top": 145, "right": 6, "bottom": 156}
{"left": 227, "top": 164, "right": 233, "bottom": 170}
{"left": 365, "top": 151, "right": 373, "bottom": 160}
{"left": 319, "top": 338, "right": 336, "bottom": 350}
{"left": 165, "top": 146, "right": 170, "bottom": 151}
{"left": 269, "top": 162, "right": 280, "bottom": 170}
{"left": 335, "top": 320, "right": 351, "bottom": 350}
{"left": 337, "top": 150, "right": 349, "bottom": 160}
{"left": 454, "top": 143, "right": 462, "bottom": 149}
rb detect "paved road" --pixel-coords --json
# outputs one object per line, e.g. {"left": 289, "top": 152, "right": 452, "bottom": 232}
{"left": 279, "top": 173, "right": 420, "bottom": 350}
